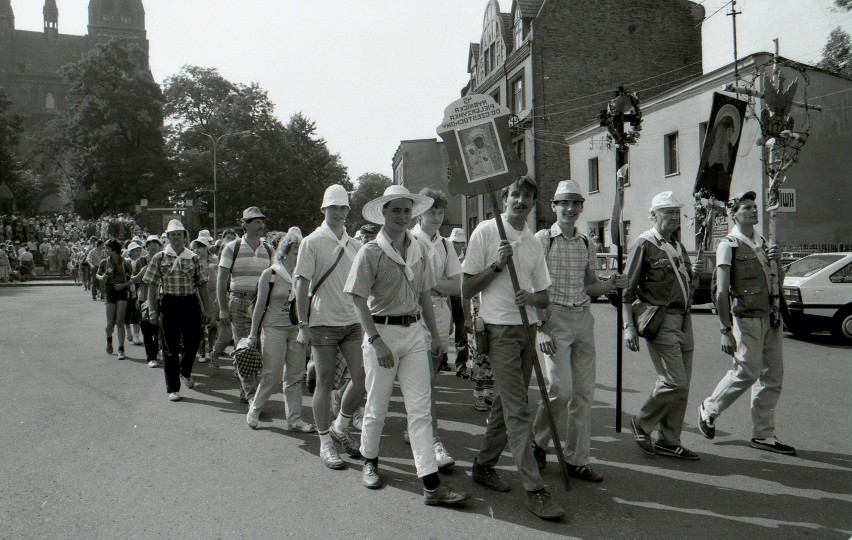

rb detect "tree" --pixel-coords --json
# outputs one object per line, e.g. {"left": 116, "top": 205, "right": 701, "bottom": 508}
{"left": 347, "top": 172, "right": 392, "bottom": 233}
{"left": 55, "top": 39, "right": 171, "bottom": 214}
{"left": 0, "top": 88, "right": 22, "bottom": 186}
{"left": 163, "top": 66, "right": 351, "bottom": 234}
{"left": 819, "top": 27, "right": 852, "bottom": 78}
{"left": 833, "top": 0, "right": 851, "bottom": 11}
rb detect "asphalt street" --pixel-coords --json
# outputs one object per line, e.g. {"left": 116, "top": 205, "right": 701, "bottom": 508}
{"left": 1, "top": 285, "right": 850, "bottom": 539}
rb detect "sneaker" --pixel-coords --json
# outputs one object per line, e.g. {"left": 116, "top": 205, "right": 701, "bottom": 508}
{"left": 566, "top": 463, "right": 604, "bottom": 482}
{"left": 484, "top": 390, "right": 495, "bottom": 407}
{"left": 750, "top": 436, "right": 796, "bottom": 455}
{"left": 246, "top": 408, "right": 259, "bottom": 429}
{"left": 403, "top": 430, "right": 410, "bottom": 444}
{"left": 525, "top": 489, "right": 565, "bottom": 520}
{"left": 471, "top": 462, "right": 511, "bottom": 492}
{"left": 147, "top": 359, "right": 157, "bottom": 368}
{"left": 630, "top": 418, "right": 656, "bottom": 456}
{"left": 698, "top": 404, "right": 715, "bottom": 440}
{"left": 473, "top": 393, "right": 488, "bottom": 412}
{"left": 197, "top": 354, "right": 207, "bottom": 364}
{"left": 106, "top": 339, "right": 113, "bottom": 355}
{"left": 168, "top": 392, "right": 181, "bottom": 402}
{"left": 351, "top": 409, "right": 364, "bottom": 431}
{"left": 210, "top": 356, "right": 220, "bottom": 372}
{"left": 287, "top": 419, "right": 316, "bottom": 433}
{"left": 424, "top": 484, "right": 470, "bottom": 507}
{"left": 362, "top": 461, "right": 382, "bottom": 489}
{"left": 320, "top": 442, "right": 345, "bottom": 470}
{"left": 330, "top": 425, "right": 361, "bottom": 458}
{"left": 532, "top": 442, "right": 547, "bottom": 471}
{"left": 116, "top": 348, "right": 126, "bottom": 360}
{"left": 132, "top": 338, "right": 143, "bottom": 346}
{"left": 455, "top": 363, "right": 468, "bottom": 379}
{"left": 180, "top": 374, "right": 195, "bottom": 389}
{"left": 654, "top": 442, "right": 700, "bottom": 460}
{"left": 434, "top": 441, "right": 455, "bottom": 470}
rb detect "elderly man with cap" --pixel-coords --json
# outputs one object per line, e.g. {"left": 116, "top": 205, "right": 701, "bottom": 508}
{"left": 215, "top": 206, "right": 273, "bottom": 401}
{"left": 531, "top": 180, "right": 626, "bottom": 482}
{"left": 358, "top": 223, "right": 379, "bottom": 244}
{"left": 294, "top": 184, "right": 366, "bottom": 469}
{"left": 462, "top": 175, "right": 565, "bottom": 520}
{"left": 344, "top": 185, "right": 468, "bottom": 506}
{"left": 697, "top": 191, "right": 795, "bottom": 455}
{"left": 623, "top": 191, "right": 700, "bottom": 460}
{"left": 143, "top": 220, "right": 213, "bottom": 401}
{"left": 448, "top": 227, "right": 471, "bottom": 379}
{"left": 133, "top": 234, "right": 163, "bottom": 368}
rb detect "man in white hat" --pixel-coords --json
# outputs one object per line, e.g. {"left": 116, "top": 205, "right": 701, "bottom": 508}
{"left": 410, "top": 187, "right": 462, "bottom": 470}
{"left": 622, "top": 191, "right": 700, "bottom": 460}
{"left": 344, "top": 184, "right": 469, "bottom": 507}
{"left": 447, "top": 227, "right": 471, "bottom": 379}
{"left": 133, "top": 234, "right": 163, "bottom": 368}
{"left": 461, "top": 175, "right": 565, "bottom": 520}
{"left": 214, "top": 206, "right": 273, "bottom": 400}
{"left": 143, "top": 220, "right": 213, "bottom": 401}
{"left": 697, "top": 191, "right": 795, "bottom": 455}
{"left": 294, "top": 184, "right": 365, "bottom": 469}
{"left": 531, "top": 180, "right": 626, "bottom": 483}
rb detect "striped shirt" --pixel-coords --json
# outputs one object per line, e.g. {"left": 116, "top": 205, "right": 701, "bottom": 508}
{"left": 217, "top": 237, "right": 272, "bottom": 293}
{"left": 142, "top": 249, "right": 208, "bottom": 296}
{"left": 536, "top": 223, "right": 594, "bottom": 308}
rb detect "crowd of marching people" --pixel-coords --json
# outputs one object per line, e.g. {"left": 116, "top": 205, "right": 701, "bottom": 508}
{"left": 64, "top": 175, "right": 796, "bottom": 520}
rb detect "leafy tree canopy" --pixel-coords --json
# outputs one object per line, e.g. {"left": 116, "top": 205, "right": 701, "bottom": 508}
{"left": 0, "top": 88, "right": 22, "bottom": 187}
{"left": 819, "top": 27, "right": 852, "bottom": 78}
{"left": 347, "top": 172, "right": 392, "bottom": 233}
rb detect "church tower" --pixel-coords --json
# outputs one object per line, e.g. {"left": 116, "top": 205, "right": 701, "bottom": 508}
{"left": 44, "top": 0, "right": 58, "bottom": 39}
{"left": 0, "top": 0, "right": 14, "bottom": 34}
{"left": 88, "top": 0, "right": 147, "bottom": 51}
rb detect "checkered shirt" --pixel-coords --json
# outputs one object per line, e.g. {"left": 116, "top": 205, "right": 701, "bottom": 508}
{"left": 536, "top": 224, "right": 594, "bottom": 307}
{"left": 142, "top": 250, "right": 208, "bottom": 296}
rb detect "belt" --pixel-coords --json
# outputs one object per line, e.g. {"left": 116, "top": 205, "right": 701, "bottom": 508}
{"left": 372, "top": 314, "right": 421, "bottom": 326}
{"left": 552, "top": 303, "right": 589, "bottom": 312}
{"left": 230, "top": 290, "right": 255, "bottom": 297}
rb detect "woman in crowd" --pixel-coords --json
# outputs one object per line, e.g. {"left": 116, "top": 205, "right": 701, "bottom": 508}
{"left": 123, "top": 242, "right": 144, "bottom": 345}
{"left": 96, "top": 238, "right": 133, "bottom": 360}
{"left": 245, "top": 227, "right": 315, "bottom": 432}
{"left": 133, "top": 235, "right": 163, "bottom": 368}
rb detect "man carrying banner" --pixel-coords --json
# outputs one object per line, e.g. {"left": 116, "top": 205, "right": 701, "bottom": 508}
{"left": 461, "top": 176, "right": 565, "bottom": 520}
{"left": 622, "top": 191, "right": 700, "bottom": 460}
{"left": 532, "top": 180, "right": 625, "bottom": 482}
{"left": 698, "top": 191, "right": 795, "bottom": 455}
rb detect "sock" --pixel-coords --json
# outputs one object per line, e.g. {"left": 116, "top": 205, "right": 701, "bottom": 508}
{"left": 422, "top": 472, "right": 440, "bottom": 491}
{"left": 335, "top": 412, "right": 352, "bottom": 431}
{"left": 364, "top": 457, "right": 378, "bottom": 466}
{"left": 318, "top": 431, "right": 332, "bottom": 446}
{"left": 699, "top": 403, "right": 712, "bottom": 422}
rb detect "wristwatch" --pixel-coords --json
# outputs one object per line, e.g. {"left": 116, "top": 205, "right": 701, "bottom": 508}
{"left": 623, "top": 322, "right": 634, "bottom": 330}
{"left": 720, "top": 326, "right": 732, "bottom": 335}
{"left": 367, "top": 334, "right": 381, "bottom": 344}
{"left": 490, "top": 262, "right": 503, "bottom": 273}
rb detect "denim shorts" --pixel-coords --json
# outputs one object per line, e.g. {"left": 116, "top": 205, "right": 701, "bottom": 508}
{"left": 310, "top": 323, "right": 363, "bottom": 347}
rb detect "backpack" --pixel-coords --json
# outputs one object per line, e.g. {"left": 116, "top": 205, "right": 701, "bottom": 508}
{"left": 541, "top": 231, "right": 590, "bottom": 258}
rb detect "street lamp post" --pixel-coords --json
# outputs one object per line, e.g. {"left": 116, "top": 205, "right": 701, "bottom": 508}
{"left": 193, "top": 129, "right": 251, "bottom": 238}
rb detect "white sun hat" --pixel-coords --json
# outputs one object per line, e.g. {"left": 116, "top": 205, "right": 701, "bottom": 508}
{"left": 551, "top": 180, "right": 585, "bottom": 202}
{"left": 362, "top": 185, "right": 434, "bottom": 225}
{"left": 449, "top": 228, "right": 466, "bottom": 244}
{"left": 321, "top": 184, "right": 350, "bottom": 210}
{"left": 165, "top": 219, "right": 187, "bottom": 234}
{"left": 649, "top": 191, "right": 684, "bottom": 212}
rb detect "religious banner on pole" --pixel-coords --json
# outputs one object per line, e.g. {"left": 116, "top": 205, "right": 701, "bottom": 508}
{"left": 694, "top": 92, "right": 747, "bottom": 204}
{"left": 437, "top": 94, "right": 527, "bottom": 196}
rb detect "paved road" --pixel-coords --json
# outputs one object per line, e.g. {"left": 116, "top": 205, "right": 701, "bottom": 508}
{"left": 1, "top": 286, "right": 850, "bottom": 539}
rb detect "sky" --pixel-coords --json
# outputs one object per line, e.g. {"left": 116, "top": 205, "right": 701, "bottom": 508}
{"left": 9, "top": 0, "right": 852, "bottom": 183}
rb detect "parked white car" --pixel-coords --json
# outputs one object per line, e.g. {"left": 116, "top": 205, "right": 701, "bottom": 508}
{"left": 782, "top": 253, "right": 852, "bottom": 342}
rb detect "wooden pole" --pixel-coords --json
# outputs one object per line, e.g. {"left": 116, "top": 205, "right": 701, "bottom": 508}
{"left": 614, "top": 149, "right": 626, "bottom": 433}
{"left": 485, "top": 181, "right": 571, "bottom": 492}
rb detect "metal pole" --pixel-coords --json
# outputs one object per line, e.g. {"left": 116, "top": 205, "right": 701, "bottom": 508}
{"left": 614, "top": 147, "right": 625, "bottom": 433}
{"left": 485, "top": 181, "right": 571, "bottom": 492}
{"left": 212, "top": 138, "right": 218, "bottom": 239}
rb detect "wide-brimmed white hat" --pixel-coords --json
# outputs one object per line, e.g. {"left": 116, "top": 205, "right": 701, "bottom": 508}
{"left": 449, "top": 228, "right": 466, "bottom": 244}
{"left": 552, "top": 180, "right": 585, "bottom": 202}
{"left": 165, "top": 219, "right": 187, "bottom": 234}
{"left": 193, "top": 235, "right": 211, "bottom": 248}
{"left": 649, "top": 191, "right": 683, "bottom": 212}
{"left": 321, "top": 184, "right": 350, "bottom": 210}
{"left": 145, "top": 234, "right": 162, "bottom": 246}
{"left": 362, "top": 185, "right": 433, "bottom": 225}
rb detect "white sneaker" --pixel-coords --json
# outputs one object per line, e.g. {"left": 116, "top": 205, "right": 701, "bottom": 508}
{"left": 197, "top": 354, "right": 208, "bottom": 364}
{"left": 180, "top": 374, "right": 195, "bottom": 389}
{"left": 246, "top": 408, "right": 259, "bottom": 429}
{"left": 147, "top": 360, "right": 157, "bottom": 368}
{"left": 434, "top": 441, "right": 455, "bottom": 469}
{"left": 116, "top": 349, "right": 126, "bottom": 360}
{"left": 287, "top": 419, "right": 316, "bottom": 433}
{"left": 168, "top": 392, "right": 181, "bottom": 402}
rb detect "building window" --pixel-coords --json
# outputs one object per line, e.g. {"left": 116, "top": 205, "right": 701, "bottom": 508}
{"left": 468, "top": 216, "right": 478, "bottom": 235}
{"left": 588, "top": 157, "right": 599, "bottom": 193}
{"left": 664, "top": 132, "right": 679, "bottom": 176}
{"left": 45, "top": 92, "right": 55, "bottom": 110}
{"left": 513, "top": 9, "right": 524, "bottom": 49}
{"left": 511, "top": 75, "right": 524, "bottom": 113}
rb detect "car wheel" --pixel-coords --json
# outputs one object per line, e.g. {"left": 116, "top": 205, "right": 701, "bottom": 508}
{"left": 830, "top": 307, "right": 852, "bottom": 343}
{"left": 782, "top": 309, "right": 812, "bottom": 338}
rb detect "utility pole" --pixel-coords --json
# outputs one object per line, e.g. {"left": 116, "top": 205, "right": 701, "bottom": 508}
{"left": 727, "top": 0, "right": 742, "bottom": 83}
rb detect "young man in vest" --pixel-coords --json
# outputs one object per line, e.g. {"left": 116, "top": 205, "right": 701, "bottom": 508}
{"left": 532, "top": 180, "right": 626, "bottom": 482}
{"left": 295, "top": 185, "right": 365, "bottom": 470}
{"left": 462, "top": 175, "right": 565, "bottom": 520}
{"left": 344, "top": 185, "right": 468, "bottom": 506}
{"left": 216, "top": 206, "right": 273, "bottom": 402}
{"left": 698, "top": 191, "right": 795, "bottom": 455}
{"left": 410, "top": 187, "right": 462, "bottom": 469}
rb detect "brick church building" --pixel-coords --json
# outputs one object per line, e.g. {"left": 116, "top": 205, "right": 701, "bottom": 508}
{"left": 0, "top": 0, "right": 149, "bottom": 212}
